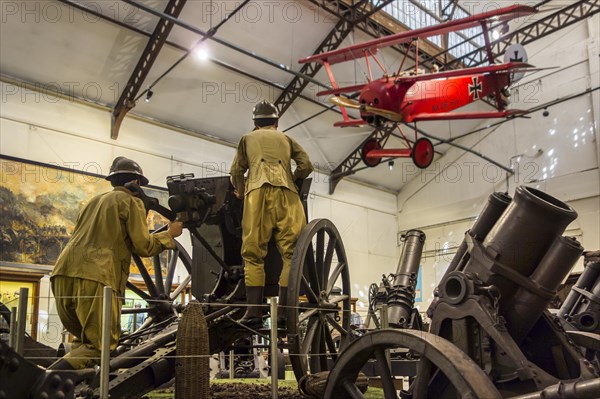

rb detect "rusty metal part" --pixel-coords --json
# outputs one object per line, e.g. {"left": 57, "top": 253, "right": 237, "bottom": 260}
{"left": 323, "top": 329, "right": 502, "bottom": 399}
{"left": 506, "top": 377, "right": 600, "bottom": 399}
{"left": 287, "top": 219, "right": 352, "bottom": 382}
{"left": 176, "top": 303, "right": 209, "bottom": 399}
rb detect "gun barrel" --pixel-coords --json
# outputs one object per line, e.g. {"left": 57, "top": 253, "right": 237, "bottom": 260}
{"left": 445, "top": 192, "right": 512, "bottom": 275}
{"left": 388, "top": 230, "right": 426, "bottom": 327}
{"left": 507, "top": 236, "right": 583, "bottom": 343}
{"left": 483, "top": 186, "right": 577, "bottom": 307}
{"left": 559, "top": 253, "right": 600, "bottom": 333}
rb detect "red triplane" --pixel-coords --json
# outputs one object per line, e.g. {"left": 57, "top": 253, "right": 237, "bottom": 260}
{"left": 300, "top": 5, "right": 541, "bottom": 169}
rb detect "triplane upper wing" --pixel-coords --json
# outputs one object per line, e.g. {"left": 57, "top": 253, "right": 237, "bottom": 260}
{"left": 299, "top": 5, "right": 536, "bottom": 66}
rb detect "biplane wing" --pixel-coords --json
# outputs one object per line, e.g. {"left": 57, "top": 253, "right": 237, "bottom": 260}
{"left": 299, "top": 5, "right": 536, "bottom": 66}
{"left": 411, "top": 109, "right": 525, "bottom": 122}
{"left": 318, "top": 62, "right": 537, "bottom": 96}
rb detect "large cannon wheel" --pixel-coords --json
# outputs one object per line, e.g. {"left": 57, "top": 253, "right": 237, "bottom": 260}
{"left": 323, "top": 329, "right": 502, "bottom": 399}
{"left": 287, "top": 219, "right": 352, "bottom": 382}
{"left": 123, "top": 240, "right": 192, "bottom": 341}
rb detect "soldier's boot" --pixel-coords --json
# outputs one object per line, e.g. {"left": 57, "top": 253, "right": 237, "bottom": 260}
{"left": 277, "top": 287, "right": 287, "bottom": 329}
{"left": 240, "top": 286, "right": 264, "bottom": 328}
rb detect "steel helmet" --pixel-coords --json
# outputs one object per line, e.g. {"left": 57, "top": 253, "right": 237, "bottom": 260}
{"left": 105, "top": 156, "right": 149, "bottom": 186}
{"left": 252, "top": 100, "right": 279, "bottom": 120}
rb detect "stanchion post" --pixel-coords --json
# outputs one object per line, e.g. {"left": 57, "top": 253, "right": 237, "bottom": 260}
{"left": 100, "top": 286, "right": 112, "bottom": 399}
{"left": 270, "top": 297, "right": 278, "bottom": 399}
{"left": 9, "top": 306, "right": 17, "bottom": 348}
{"left": 15, "top": 287, "right": 29, "bottom": 355}
{"left": 229, "top": 349, "right": 234, "bottom": 379}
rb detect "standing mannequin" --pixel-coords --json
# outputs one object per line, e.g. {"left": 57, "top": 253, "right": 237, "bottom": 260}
{"left": 230, "top": 101, "right": 313, "bottom": 327}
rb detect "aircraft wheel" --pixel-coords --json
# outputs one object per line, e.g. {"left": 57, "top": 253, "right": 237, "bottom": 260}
{"left": 412, "top": 138, "right": 434, "bottom": 169}
{"left": 361, "top": 139, "right": 382, "bottom": 167}
{"left": 323, "top": 329, "right": 502, "bottom": 399}
{"left": 287, "top": 219, "right": 352, "bottom": 383}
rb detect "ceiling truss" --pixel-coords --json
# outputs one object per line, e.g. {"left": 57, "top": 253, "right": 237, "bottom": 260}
{"left": 275, "top": 0, "right": 395, "bottom": 117}
{"left": 445, "top": 0, "right": 600, "bottom": 69}
{"left": 110, "top": 0, "right": 187, "bottom": 139}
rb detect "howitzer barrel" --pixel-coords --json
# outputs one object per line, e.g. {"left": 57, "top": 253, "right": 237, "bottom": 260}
{"left": 507, "top": 236, "right": 583, "bottom": 343}
{"left": 483, "top": 186, "right": 577, "bottom": 306}
{"left": 559, "top": 252, "right": 600, "bottom": 333}
{"left": 445, "top": 192, "right": 512, "bottom": 274}
{"left": 387, "top": 230, "right": 426, "bottom": 327}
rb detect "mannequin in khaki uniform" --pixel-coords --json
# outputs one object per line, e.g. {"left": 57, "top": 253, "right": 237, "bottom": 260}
{"left": 49, "top": 157, "right": 184, "bottom": 369}
{"left": 231, "top": 100, "right": 313, "bottom": 327}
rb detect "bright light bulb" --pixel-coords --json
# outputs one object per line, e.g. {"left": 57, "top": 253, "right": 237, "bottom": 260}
{"left": 492, "top": 30, "right": 500, "bottom": 40}
{"left": 194, "top": 45, "right": 210, "bottom": 61}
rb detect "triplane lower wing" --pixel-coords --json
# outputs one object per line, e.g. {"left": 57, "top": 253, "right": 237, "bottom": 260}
{"left": 300, "top": 5, "right": 541, "bottom": 170}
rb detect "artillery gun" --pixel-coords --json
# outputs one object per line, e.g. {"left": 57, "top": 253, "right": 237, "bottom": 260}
{"left": 0, "top": 174, "right": 353, "bottom": 398}
{"left": 323, "top": 186, "right": 600, "bottom": 398}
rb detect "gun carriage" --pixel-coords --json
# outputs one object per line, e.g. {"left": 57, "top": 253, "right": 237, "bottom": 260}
{"left": 0, "top": 174, "right": 352, "bottom": 399}
{"left": 323, "top": 187, "right": 600, "bottom": 398}
{"left": 1, "top": 180, "right": 599, "bottom": 399}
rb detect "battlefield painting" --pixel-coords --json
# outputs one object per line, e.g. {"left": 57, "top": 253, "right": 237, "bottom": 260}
{"left": 0, "top": 157, "right": 169, "bottom": 271}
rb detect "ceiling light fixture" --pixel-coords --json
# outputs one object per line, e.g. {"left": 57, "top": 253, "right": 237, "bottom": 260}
{"left": 388, "top": 160, "right": 394, "bottom": 171}
{"left": 194, "top": 45, "right": 210, "bottom": 61}
{"left": 145, "top": 89, "right": 153, "bottom": 103}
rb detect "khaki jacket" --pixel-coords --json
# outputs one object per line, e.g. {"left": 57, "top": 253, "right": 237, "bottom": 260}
{"left": 230, "top": 126, "right": 313, "bottom": 197}
{"left": 51, "top": 187, "right": 175, "bottom": 296}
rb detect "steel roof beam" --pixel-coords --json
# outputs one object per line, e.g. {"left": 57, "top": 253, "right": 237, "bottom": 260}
{"left": 308, "top": 0, "right": 449, "bottom": 69}
{"left": 444, "top": 0, "right": 599, "bottom": 69}
{"left": 58, "top": 0, "right": 335, "bottom": 114}
{"left": 110, "top": 0, "right": 187, "bottom": 139}
{"left": 275, "top": 0, "right": 395, "bottom": 117}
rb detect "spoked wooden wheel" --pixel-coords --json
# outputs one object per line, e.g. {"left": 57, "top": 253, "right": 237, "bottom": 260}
{"left": 287, "top": 219, "right": 352, "bottom": 382}
{"left": 123, "top": 240, "right": 192, "bottom": 339}
{"left": 323, "top": 329, "right": 502, "bottom": 399}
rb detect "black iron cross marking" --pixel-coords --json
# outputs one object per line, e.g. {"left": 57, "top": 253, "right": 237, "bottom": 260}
{"left": 468, "top": 76, "right": 483, "bottom": 99}
{"left": 510, "top": 50, "right": 523, "bottom": 63}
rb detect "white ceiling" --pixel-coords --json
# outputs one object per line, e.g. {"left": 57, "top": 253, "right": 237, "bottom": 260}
{"left": 0, "top": 0, "right": 531, "bottom": 192}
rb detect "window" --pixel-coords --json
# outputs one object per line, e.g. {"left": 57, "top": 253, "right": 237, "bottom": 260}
{"left": 383, "top": 1, "right": 485, "bottom": 59}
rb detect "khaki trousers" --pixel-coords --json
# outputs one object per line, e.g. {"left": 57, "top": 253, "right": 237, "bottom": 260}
{"left": 51, "top": 275, "right": 121, "bottom": 369}
{"left": 242, "top": 185, "right": 306, "bottom": 287}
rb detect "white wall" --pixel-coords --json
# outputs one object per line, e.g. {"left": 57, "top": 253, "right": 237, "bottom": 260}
{"left": 0, "top": 80, "right": 398, "bottom": 347}
{"left": 396, "top": 14, "right": 600, "bottom": 309}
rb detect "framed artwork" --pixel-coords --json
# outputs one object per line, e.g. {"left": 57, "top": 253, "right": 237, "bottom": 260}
{"left": 0, "top": 155, "right": 170, "bottom": 277}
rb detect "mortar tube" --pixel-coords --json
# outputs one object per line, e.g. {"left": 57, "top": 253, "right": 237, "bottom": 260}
{"left": 483, "top": 186, "right": 577, "bottom": 308}
{"left": 445, "top": 192, "right": 512, "bottom": 274}
{"left": 559, "top": 261, "right": 600, "bottom": 317}
{"left": 507, "top": 236, "right": 583, "bottom": 344}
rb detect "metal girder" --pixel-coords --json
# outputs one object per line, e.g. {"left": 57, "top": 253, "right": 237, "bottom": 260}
{"left": 275, "top": 0, "right": 395, "bottom": 116}
{"left": 441, "top": 0, "right": 459, "bottom": 21}
{"left": 308, "top": 0, "right": 447, "bottom": 70}
{"left": 328, "top": 124, "right": 396, "bottom": 194}
{"left": 110, "top": 0, "right": 187, "bottom": 139}
{"left": 444, "top": 0, "right": 600, "bottom": 69}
